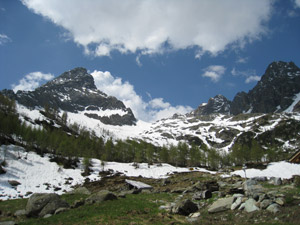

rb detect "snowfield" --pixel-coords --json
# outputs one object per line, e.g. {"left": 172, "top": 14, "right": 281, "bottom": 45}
{"left": 229, "top": 161, "right": 300, "bottom": 179}
{"left": 0, "top": 145, "right": 213, "bottom": 200}
{"left": 1, "top": 145, "right": 300, "bottom": 201}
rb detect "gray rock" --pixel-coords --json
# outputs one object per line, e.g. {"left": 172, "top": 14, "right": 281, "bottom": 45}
{"left": 244, "top": 198, "right": 259, "bottom": 213}
{"left": 208, "top": 196, "right": 234, "bottom": 213}
{"left": 26, "top": 193, "right": 69, "bottom": 218}
{"left": 85, "top": 190, "right": 117, "bottom": 204}
{"left": 8, "top": 180, "right": 21, "bottom": 187}
{"left": 231, "top": 197, "right": 242, "bottom": 210}
{"left": 54, "top": 207, "right": 69, "bottom": 215}
{"left": 43, "top": 214, "right": 52, "bottom": 218}
{"left": 260, "top": 199, "right": 273, "bottom": 209}
{"left": 186, "top": 212, "right": 201, "bottom": 223}
{"left": 193, "top": 190, "right": 212, "bottom": 200}
{"left": 0, "top": 222, "right": 16, "bottom": 225}
{"left": 275, "top": 198, "right": 285, "bottom": 206}
{"left": 243, "top": 179, "right": 263, "bottom": 197}
{"left": 71, "top": 198, "right": 85, "bottom": 208}
{"left": 172, "top": 199, "right": 198, "bottom": 216}
{"left": 266, "top": 203, "right": 281, "bottom": 214}
{"left": 269, "top": 177, "right": 282, "bottom": 186}
{"left": 69, "top": 187, "right": 91, "bottom": 195}
{"left": 238, "top": 203, "right": 246, "bottom": 210}
{"left": 14, "top": 209, "right": 26, "bottom": 217}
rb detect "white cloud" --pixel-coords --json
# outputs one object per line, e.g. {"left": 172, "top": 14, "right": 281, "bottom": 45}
{"left": 295, "top": 0, "right": 300, "bottom": 8}
{"left": 231, "top": 67, "right": 260, "bottom": 83}
{"left": 21, "top": 0, "right": 272, "bottom": 57}
{"left": 0, "top": 34, "right": 11, "bottom": 45}
{"left": 236, "top": 57, "right": 248, "bottom": 64}
{"left": 245, "top": 75, "right": 261, "bottom": 83}
{"left": 12, "top": 72, "right": 54, "bottom": 92}
{"left": 91, "top": 70, "right": 192, "bottom": 122}
{"left": 202, "top": 65, "right": 226, "bottom": 82}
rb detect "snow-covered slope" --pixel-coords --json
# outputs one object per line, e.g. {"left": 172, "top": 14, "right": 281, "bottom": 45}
{"left": 0, "top": 145, "right": 214, "bottom": 200}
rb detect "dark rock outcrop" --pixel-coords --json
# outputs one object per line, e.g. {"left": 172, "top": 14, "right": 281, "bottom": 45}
{"left": 194, "top": 61, "right": 300, "bottom": 116}
{"left": 192, "top": 94, "right": 231, "bottom": 116}
{"left": 25, "top": 193, "right": 69, "bottom": 217}
{"left": 2, "top": 67, "right": 136, "bottom": 126}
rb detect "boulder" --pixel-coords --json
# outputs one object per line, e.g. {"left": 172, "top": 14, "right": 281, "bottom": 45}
{"left": 172, "top": 199, "right": 198, "bottom": 216}
{"left": 208, "top": 196, "right": 234, "bottom": 213}
{"left": 231, "top": 197, "right": 242, "bottom": 210}
{"left": 85, "top": 190, "right": 117, "bottom": 204}
{"left": 266, "top": 203, "right": 281, "bottom": 214}
{"left": 244, "top": 198, "right": 259, "bottom": 213}
{"left": 192, "top": 190, "right": 212, "bottom": 200}
{"left": 260, "top": 199, "right": 273, "bottom": 209}
{"left": 269, "top": 177, "right": 282, "bottom": 186}
{"left": 243, "top": 179, "right": 263, "bottom": 197}
{"left": 26, "top": 193, "right": 69, "bottom": 217}
{"left": 14, "top": 209, "right": 26, "bottom": 217}
{"left": 8, "top": 180, "right": 21, "bottom": 187}
{"left": 69, "top": 187, "right": 91, "bottom": 195}
{"left": 0, "top": 221, "right": 16, "bottom": 225}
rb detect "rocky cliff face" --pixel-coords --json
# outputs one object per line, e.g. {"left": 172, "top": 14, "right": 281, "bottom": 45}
{"left": 231, "top": 61, "right": 300, "bottom": 115}
{"left": 2, "top": 67, "right": 136, "bottom": 126}
{"left": 194, "top": 61, "right": 300, "bottom": 116}
{"left": 192, "top": 95, "right": 231, "bottom": 116}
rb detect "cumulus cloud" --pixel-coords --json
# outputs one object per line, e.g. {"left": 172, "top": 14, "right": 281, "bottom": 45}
{"left": 12, "top": 72, "right": 54, "bottom": 92}
{"left": 231, "top": 67, "right": 260, "bottom": 83}
{"left": 245, "top": 75, "right": 261, "bottom": 83}
{"left": 91, "top": 70, "right": 192, "bottom": 122}
{"left": 202, "top": 65, "right": 226, "bottom": 82}
{"left": 0, "top": 34, "right": 11, "bottom": 45}
{"left": 21, "top": 0, "right": 272, "bottom": 57}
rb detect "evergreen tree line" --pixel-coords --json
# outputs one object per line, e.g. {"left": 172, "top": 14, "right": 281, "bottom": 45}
{"left": 0, "top": 94, "right": 286, "bottom": 170}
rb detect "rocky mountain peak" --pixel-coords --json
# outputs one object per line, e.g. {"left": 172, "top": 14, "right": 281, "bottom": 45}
{"left": 41, "top": 67, "right": 98, "bottom": 91}
{"left": 192, "top": 94, "right": 231, "bottom": 116}
{"left": 231, "top": 61, "right": 300, "bottom": 114}
{"left": 1, "top": 68, "right": 137, "bottom": 126}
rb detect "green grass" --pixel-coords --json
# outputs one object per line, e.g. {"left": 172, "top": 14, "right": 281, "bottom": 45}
{"left": 0, "top": 192, "right": 188, "bottom": 225}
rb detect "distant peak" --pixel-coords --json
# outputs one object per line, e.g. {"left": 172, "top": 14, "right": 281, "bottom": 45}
{"left": 44, "top": 67, "right": 96, "bottom": 90}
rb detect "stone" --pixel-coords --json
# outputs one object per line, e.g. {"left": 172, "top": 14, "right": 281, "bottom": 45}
{"left": 244, "top": 198, "right": 260, "bottom": 213}
{"left": 8, "top": 180, "right": 21, "bottom": 187}
{"left": 71, "top": 198, "right": 85, "bottom": 208}
{"left": 275, "top": 198, "right": 285, "bottom": 206}
{"left": 260, "top": 199, "right": 272, "bottom": 209}
{"left": 43, "top": 214, "right": 52, "bottom": 218}
{"left": 26, "top": 193, "right": 69, "bottom": 218}
{"left": 172, "top": 199, "right": 198, "bottom": 216}
{"left": 0, "top": 221, "right": 16, "bottom": 225}
{"left": 125, "top": 179, "right": 153, "bottom": 190}
{"left": 68, "top": 187, "right": 91, "bottom": 195}
{"left": 238, "top": 203, "right": 246, "bottom": 210}
{"left": 193, "top": 190, "right": 212, "bottom": 200}
{"left": 243, "top": 179, "right": 263, "bottom": 197}
{"left": 231, "top": 197, "right": 242, "bottom": 210}
{"left": 186, "top": 212, "right": 201, "bottom": 223}
{"left": 14, "top": 209, "right": 26, "bottom": 217}
{"left": 54, "top": 207, "right": 69, "bottom": 215}
{"left": 266, "top": 203, "right": 281, "bottom": 214}
{"left": 269, "top": 177, "right": 282, "bottom": 186}
{"left": 208, "top": 197, "right": 234, "bottom": 213}
{"left": 85, "top": 190, "right": 117, "bottom": 204}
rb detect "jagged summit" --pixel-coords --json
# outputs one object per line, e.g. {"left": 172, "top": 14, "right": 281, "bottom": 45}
{"left": 43, "top": 67, "right": 98, "bottom": 91}
{"left": 194, "top": 61, "right": 300, "bottom": 116}
{"left": 1, "top": 68, "right": 137, "bottom": 126}
{"left": 192, "top": 94, "right": 231, "bottom": 116}
{"left": 231, "top": 61, "right": 300, "bottom": 114}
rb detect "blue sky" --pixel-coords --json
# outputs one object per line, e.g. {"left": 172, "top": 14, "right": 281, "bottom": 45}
{"left": 1, "top": 0, "right": 300, "bottom": 122}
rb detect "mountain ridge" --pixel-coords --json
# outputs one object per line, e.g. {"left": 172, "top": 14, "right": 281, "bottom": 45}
{"left": 1, "top": 67, "right": 137, "bottom": 126}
